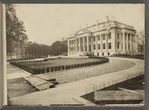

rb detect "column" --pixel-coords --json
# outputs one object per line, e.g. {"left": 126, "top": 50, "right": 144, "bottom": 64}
{"left": 83, "top": 37, "right": 85, "bottom": 53}
{"left": 126, "top": 33, "right": 129, "bottom": 50}
{"left": 130, "top": 34, "right": 132, "bottom": 51}
{"left": 111, "top": 32, "right": 115, "bottom": 52}
{"left": 91, "top": 36, "right": 93, "bottom": 52}
{"left": 76, "top": 39, "right": 78, "bottom": 52}
{"left": 120, "top": 33, "right": 122, "bottom": 51}
{"left": 67, "top": 40, "right": 70, "bottom": 55}
{"left": 96, "top": 35, "right": 98, "bottom": 52}
{"left": 106, "top": 33, "right": 108, "bottom": 51}
{"left": 132, "top": 34, "right": 134, "bottom": 51}
{"left": 101, "top": 34, "right": 103, "bottom": 52}
{"left": 79, "top": 37, "right": 80, "bottom": 52}
{"left": 123, "top": 33, "right": 125, "bottom": 52}
{"left": 87, "top": 36, "right": 89, "bottom": 52}
{"left": 74, "top": 40, "right": 75, "bottom": 53}
{"left": 115, "top": 33, "right": 117, "bottom": 50}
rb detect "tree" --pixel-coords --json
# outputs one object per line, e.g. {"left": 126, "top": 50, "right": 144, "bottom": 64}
{"left": 25, "top": 42, "right": 51, "bottom": 58}
{"left": 50, "top": 41, "right": 67, "bottom": 56}
{"left": 6, "top": 4, "right": 28, "bottom": 56}
{"left": 135, "top": 30, "right": 145, "bottom": 55}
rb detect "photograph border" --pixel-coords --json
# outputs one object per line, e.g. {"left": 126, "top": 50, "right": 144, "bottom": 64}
{"left": 0, "top": 0, "right": 147, "bottom": 110}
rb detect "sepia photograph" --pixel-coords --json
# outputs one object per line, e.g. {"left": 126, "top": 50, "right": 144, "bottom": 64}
{"left": 4, "top": 4, "right": 145, "bottom": 107}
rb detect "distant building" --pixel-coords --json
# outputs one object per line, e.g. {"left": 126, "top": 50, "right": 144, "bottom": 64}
{"left": 66, "top": 18, "right": 140, "bottom": 56}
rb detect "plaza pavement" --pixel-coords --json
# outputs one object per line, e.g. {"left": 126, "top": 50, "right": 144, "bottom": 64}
{"left": 7, "top": 57, "right": 144, "bottom": 106}
{"left": 7, "top": 63, "right": 30, "bottom": 80}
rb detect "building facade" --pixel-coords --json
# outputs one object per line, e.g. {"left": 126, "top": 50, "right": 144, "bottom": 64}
{"left": 66, "top": 20, "right": 138, "bottom": 56}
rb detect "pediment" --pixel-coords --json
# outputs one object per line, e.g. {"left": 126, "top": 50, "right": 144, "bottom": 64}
{"left": 75, "top": 30, "right": 85, "bottom": 35}
{"left": 75, "top": 29, "right": 91, "bottom": 36}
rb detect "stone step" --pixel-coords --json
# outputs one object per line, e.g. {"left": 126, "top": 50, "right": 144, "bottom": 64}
{"left": 24, "top": 76, "right": 55, "bottom": 91}
{"left": 35, "top": 74, "right": 56, "bottom": 81}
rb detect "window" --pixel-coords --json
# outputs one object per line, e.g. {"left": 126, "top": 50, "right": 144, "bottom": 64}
{"left": 102, "top": 53, "right": 104, "bottom": 56}
{"left": 103, "top": 43, "right": 105, "bottom": 49}
{"left": 89, "top": 45, "right": 91, "bottom": 51}
{"left": 108, "top": 33, "right": 111, "bottom": 39}
{"left": 81, "top": 39, "right": 83, "bottom": 43}
{"left": 89, "top": 37, "right": 91, "bottom": 42}
{"left": 93, "top": 36, "right": 95, "bottom": 41}
{"left": 85, "top": 46, "right": 87, "bottom": 51}
{"left": 98, "top": 35, "right": 100, "bottom": 41}
{"left": 122, "top": 43, "right": 123, "bottom": 49}
{"left": 128, "top": 34, "right": 130, "bottom": 40}
{"left": 125, "top": 33, "right": 127, "bottom": 40}
{"left": 97, "top": 53, "right": 99, "bottom": 56}
{"left": 98, "top": 44, "right": 100, "bottom": 49}
{"left": 125, "top": 43, "right": 126, "bottom": 49}
{"left": 108, "top": 43, "right": 111, "bottom": 49}
{"left": 85, "top": 37, "right": 87, "bottom": 42}
{"left": 121, "top": 34, "right": 123, "bottom": 39}
{"left": 128, "top": 43, "right": 130, "bottom": 49}
{"left": 103, "top": 34, "right": 105, "bottom": 40}
{"left": 94, "top": 44, "right": 96, "bottom": 50}
{"left": 117, "top": 42, "right": 119, "bottom": 49}
{"left": 117, "top": 33, "right": 119, "bottom": 39}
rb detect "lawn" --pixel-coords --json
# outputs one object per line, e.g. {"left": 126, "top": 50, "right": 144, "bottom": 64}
{"left": 19, "top": 58, "right": 101, "bottom": 69}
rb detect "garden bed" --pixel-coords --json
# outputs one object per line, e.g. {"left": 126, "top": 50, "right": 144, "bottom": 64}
{"left": 10, "top": 57, "right": 109, "bottom": 74}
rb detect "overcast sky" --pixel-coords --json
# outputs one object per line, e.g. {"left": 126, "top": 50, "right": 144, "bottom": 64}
{"left": 15, "top": 4, "right": 144, "bottom": 46}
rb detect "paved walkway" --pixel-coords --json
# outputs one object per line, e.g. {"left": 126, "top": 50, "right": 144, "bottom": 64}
{"left": 8, "top": 57, "right": 144, "bottom": 106}
{"left": 7, "top": 63, "right": 30, "bottom": 80}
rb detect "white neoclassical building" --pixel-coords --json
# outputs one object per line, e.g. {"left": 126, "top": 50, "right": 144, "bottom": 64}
{"left": 66, "top": 19, "right": 138, "bottom": 56}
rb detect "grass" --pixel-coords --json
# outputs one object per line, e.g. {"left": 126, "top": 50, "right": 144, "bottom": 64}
{"left": 18, "top": 58, "right": 101, "bottom": 69}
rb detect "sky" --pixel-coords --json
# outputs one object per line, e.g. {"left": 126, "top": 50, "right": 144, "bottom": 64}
{"left": 15, "top": 4, "right": 144, "bottom": 46}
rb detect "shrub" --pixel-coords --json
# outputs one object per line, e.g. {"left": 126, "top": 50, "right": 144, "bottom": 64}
{"left": 62, "top": 66, "right": 64, "bottom": 70}
{"left": 73, "top": 64, "right": 77, "bottom": 68}
{"left": 76, "top": 64, "right": 80, "bottom": 68}
{"left": 70, "top": 65, "right": 73, "bottom": 69}
{"left": 66, "top": 65, "right": 70, "bottom": 69}
{"left": 46, "top": 68, "right": 49, "bottom": 72}
{"left": 51, "top": 67, "right": 54, "bottom": 72}
{"left": 58, "top": 66, "right": 61, "bottom": 71}
{"left": 42, "top": 68, "right": 45, "bottom": 73}
{"left": 36, "top": 69, "right": 41, "bottom": 74}
{"left": 54, "top": 67, "right": 58, "bottom": 71}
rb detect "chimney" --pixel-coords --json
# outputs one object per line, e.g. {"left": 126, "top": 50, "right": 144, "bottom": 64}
{"left": 106, "top": 16, "right": 109, "bottom": 22}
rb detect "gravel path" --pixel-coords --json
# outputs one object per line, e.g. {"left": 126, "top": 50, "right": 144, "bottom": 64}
{"left": 44, "top": 59, "right": 136, "bottom": 84}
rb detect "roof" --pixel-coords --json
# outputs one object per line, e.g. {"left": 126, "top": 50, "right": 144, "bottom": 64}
{"left": 66, "top": 20, "right": 135, "bottom": 40}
